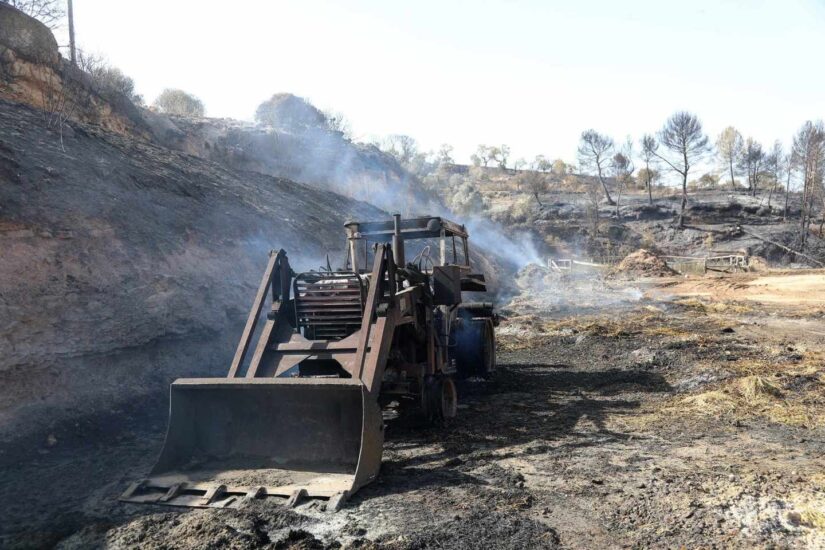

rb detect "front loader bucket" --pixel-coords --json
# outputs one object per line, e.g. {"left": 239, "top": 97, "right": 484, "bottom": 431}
{"left": 120, "top": 378, "right": 383, "bottom": 510}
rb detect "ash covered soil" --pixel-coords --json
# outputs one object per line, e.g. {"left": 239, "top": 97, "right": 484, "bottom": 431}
{"left": 3, "top": 274, "right": 825, "bottom": 549}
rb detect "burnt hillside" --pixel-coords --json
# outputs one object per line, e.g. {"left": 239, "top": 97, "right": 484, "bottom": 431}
{"left": 0, "top": 7, "right": 508, "bottom": 453}
{"left": 0, "top": 97, "right": 384, "bottom": 443}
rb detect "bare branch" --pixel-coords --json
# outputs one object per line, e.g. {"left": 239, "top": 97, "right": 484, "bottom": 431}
{"left": 3, "top": 0, "right": 64, "bottom": 28}
{"left": 577, "top": 129, "right": 616, "bottom": 204}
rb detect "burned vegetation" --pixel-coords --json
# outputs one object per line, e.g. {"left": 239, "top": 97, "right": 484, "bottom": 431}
{"left": 3, "top": 4, "right": 825, "bottom": 550}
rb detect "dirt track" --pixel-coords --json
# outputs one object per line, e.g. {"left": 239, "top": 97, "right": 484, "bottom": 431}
{"left": 2, "top": 272, "right": 825, "bottom": 548}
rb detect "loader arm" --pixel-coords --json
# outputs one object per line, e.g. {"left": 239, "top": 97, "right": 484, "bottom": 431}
{"left": 121, "top": 214, "right": 498, "bottom": 511}
{"left": 121, "top": 245, "right": 399, "bottom": 510}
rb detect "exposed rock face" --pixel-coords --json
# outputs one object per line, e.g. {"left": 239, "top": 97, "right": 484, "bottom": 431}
{"left": 0, "top": 98, "right": 383, "bottom": 440}
{"left": 0, "top": 4, "right": 148, "bottom": 137}
{"left": 0, "top": 3, "right": 59, "bottom": 65}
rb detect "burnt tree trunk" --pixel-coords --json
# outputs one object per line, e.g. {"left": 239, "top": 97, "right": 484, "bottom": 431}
{"left": 783, "top": 165, "right": 792, "bottom": 221}
{"left": 678, "top": 150, "right": 689, "bottom": 228}
{"left": 678, "top": 172, "right": 688, "bottom": 227}
{"left": 596, "top": 165, "right": 615, "bottom": 205}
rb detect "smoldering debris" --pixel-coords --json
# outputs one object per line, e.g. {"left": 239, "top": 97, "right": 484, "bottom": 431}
{"left": 507, "top": 262, "right": 645, "bottom": 314}
{"left": 56, "top": 502, "right": 320, "bottom": 549}
{"left": 610, "top": 249, "right": 677, "bottom": 278}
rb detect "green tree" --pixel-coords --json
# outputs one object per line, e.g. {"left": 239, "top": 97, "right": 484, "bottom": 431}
{"left": 551, "top": 159, "right": 568, "bottom": 176}
{"left": 497, "top": 144, "right": 511, "bottom": 169}
{"left": 765, "top": 141, "right": 784, "bottom": 208}
{"left": 652, "top": 111, "right": 710, "bottom": 227}
{"left": 255, "top": 93, "right": 325, "bottom": 130}
{"left": 611, "top": 148, "right": 633, "bottom": 219}
{"left": 533, "top": 154, "right": 552, "bottom": 172}
{"left": 716, "top": 126, "right": 743, "bottom": 189}
{"left": 474, "top": 145, "right": 493, "bottom": 167}
{"left": 636, "top": 167, "right": 660, "bottom": 196}
{"left": 738, "top": 137, "right": 764, "bottom": 196}
{"left": 696, "top": 173, "right": 719, "bottom": 188}
{"left": 153, "top": 88, "right": 205, "bottom": 117}
{"left": 485, "top": 146, "right": 501, "bottom": 168}
{"left": 449, "top": 181, "right": 485, "bottom": 215}
{"left": 519, "top": 170, "right": 548, "bottom": 206}
{"left": 639, "top": 134, "right": 659, "bottom": 204}
{"left": 792, "top": 121, "right": 825, "bottom": 247}
{"left": 437, "top": 144, "right": 454, "bottom": 165}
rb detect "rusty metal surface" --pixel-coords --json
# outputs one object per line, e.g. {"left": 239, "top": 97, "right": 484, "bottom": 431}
{"left": 120, "top": 378, "right": 382, "bottom": 509}
{"left": 122, "top": 216, "right": 497, "bottom": 511}
{"left": 293, "top": 272, "right": 365, "bottom": 340}
{"left": 226, "top": 251, "right": 280, "bottom": 378}
{"left": 344, "top": 216, "right": 469, "bottom": 240}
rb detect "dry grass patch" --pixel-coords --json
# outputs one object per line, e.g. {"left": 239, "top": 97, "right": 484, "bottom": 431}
{"left": 739, "top": 375, "right": 783, "bottom": 401}
{"left": 674, "top": 297, "right": 754, "bottom": 314}
{"left": 800, "top": 508, "right": 825, "bottom": 530}
{"left": 647, "top": 349, "right": 825, "bottom": 429}
{"left": 657, "top": 371, "right": 824, "bottom": 429}
{"left": 677, "top": 389, "right": 739, "bottom": 415}
{"left": 496, "top": 315, "right": 558, "bottom": 351}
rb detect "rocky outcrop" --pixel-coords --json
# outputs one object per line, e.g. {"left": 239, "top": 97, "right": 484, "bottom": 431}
{"left": 0, "top": 3, "right": 59, "bottom": 64}
{"left": 0, "top": 3, "right": 149, "bottom": 137}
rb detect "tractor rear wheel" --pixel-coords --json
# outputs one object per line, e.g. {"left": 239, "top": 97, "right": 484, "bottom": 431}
{"left": 455, "top": 318, "right": 496, "bottom": 379}
{"left": 477, "top": 319, "right": 496, "bottom": 379}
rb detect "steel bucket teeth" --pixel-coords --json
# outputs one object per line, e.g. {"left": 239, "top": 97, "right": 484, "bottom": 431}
{"left": 120, "top": 378, "right": 383, "bottom": 509}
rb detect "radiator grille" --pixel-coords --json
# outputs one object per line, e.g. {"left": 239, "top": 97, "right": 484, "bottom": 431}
{"left": 293, "top": 272, "right": 365, "bottom": 340}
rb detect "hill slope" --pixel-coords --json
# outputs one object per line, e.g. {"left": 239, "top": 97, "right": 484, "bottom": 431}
{"left": 0, "top": 98, "right": 384, "bottom": 441}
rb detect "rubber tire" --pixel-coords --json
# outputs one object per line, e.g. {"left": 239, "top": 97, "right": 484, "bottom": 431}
{"left": 440, "top": 377, "right": 458, "bottom": 419}
{"left": 455, "top": 319, "right": 496, "bottom": 379}
{"left": 421, "top": 376, "right": 457, "bottom": 423}
{"left": 479, "top": 319, "right": 496, "bottom": 379}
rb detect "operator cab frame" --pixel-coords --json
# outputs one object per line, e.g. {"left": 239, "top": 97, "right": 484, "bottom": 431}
{"left": 343, "top": 215, "right": 486, "bottom": 298}
{"left": 344, "top": 215, "right": 469, "bottom": 272}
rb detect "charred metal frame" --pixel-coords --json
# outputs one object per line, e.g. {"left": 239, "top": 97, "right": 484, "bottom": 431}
{"left": 344, "top": 215, "right": 471, "bottom": 272}
{"left": 121, "top": 216, "right": 495, "bottom": 511}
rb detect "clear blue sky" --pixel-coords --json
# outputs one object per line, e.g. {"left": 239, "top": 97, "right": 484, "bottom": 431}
{"left": 55, "top": 0, "right": 825, "bottom": 166}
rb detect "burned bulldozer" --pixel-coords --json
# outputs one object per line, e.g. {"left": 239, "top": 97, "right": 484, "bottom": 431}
{"left": 121, "top": 215, "right": 497, "bottom": 510}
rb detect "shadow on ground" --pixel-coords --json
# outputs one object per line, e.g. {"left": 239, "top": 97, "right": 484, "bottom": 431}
{"left": 361, "top": 360, "right": 673, "bottom": 499}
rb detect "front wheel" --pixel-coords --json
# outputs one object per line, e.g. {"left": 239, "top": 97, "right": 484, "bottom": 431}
{"left": 421, "top": 376, "right": 457, "bottom": 423}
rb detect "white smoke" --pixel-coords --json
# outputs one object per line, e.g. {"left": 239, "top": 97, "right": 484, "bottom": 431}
{"left": 464, "top": 217, "right": 543, "bottom": 268}
{"left": 179, "top": 95, "right": 544, "bottom": 286}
